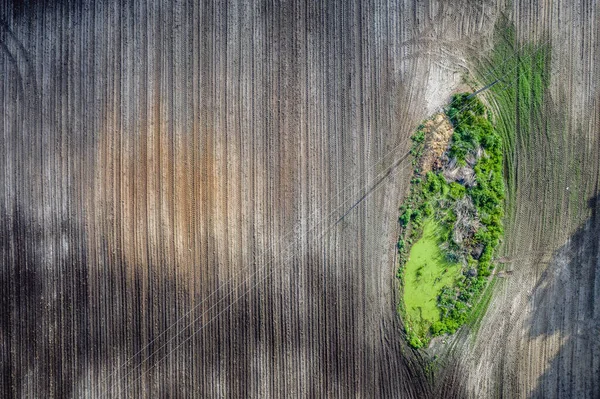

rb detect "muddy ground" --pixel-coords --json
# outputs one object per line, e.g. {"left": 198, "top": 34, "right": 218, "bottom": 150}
{"left": 0, "top": 0, "right": 598, "bottom": 397}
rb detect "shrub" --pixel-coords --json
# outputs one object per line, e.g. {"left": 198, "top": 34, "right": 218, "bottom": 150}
{"left": 397, "top": 239, "right": 406, "bottom": 252}
{"left": 411, "top": 209, "right": 423, "bottom": 224}
{"left": 399, "top": 207, "right": 412, "bottom": 227}
{"left": 411, "top": 129, "right": 425, "bottom": 144}
{"left": 431, "top": 321, "right": 447, "bottom": 336}
{"left": 448, "top": 182, "right": 466, "bottom": 200}
{"left": 407, "top": 330, "right": 424, "bottom": 349}
{"left": 425, "top": 172, "right": 442, "bottom": 193}
{"left": 422, "top": 202, "right": 434, "bottom": 217}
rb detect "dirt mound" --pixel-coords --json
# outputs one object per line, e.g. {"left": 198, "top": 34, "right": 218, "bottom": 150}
{"left": 421, "top": 113, "right": 454, "bottom": 173}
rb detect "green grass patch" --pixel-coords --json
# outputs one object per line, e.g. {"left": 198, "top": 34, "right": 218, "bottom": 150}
{"left": 403, "top": 219, "right": 462, "bottom": 339}
{"left": 466, "top": 275, "right": 498, "bottom": 340}
{"left": 476, "top": 16, "right": 552, "bottom": 226}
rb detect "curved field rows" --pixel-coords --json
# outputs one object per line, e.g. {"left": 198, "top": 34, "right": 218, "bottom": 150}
{"left": 443, "top": 2, "right": 600, "bottom": 398}
{"left": 0, "top": 0, "right": 598, "bottom": 398}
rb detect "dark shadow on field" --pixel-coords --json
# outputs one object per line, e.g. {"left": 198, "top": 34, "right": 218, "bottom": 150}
{"left": 0, "top": 207, "right": 91, "bottom": 399}
{"left": 0, "top": 193, "right": 477, "bottom": 398}
{"left": 0, "top": 211, "right": 436, "bottom": 397}
{"left": 527, "top": 194, "right": 600, "bottom": 398}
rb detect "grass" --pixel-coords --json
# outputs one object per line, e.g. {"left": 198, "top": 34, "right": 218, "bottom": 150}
{"left": 478, "top": 16, "right": 552, "bottom": 226}
{"left": 465, "top": 274, "right": 498, "bottom": 340}
{"left": 403, "top": 219, "right": 462, "bottom": 338}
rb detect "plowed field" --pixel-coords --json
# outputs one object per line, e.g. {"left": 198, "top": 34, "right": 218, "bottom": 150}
{"left": 0, "top": 1, "right": 598, "bottom": 397}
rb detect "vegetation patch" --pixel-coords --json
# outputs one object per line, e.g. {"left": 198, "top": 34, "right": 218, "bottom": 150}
{"left": 474, "top": 17, "right": 552, "bottom": 227}
{"left": 402, "top": 219, "right": 462, "bottom": 347}
{"left": 398, "top": 94, "right": 505, "bottom": 349}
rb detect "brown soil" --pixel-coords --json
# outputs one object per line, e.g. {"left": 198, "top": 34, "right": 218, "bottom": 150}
{"left": 421, "top": 113, "right": 455, "bottom": 174}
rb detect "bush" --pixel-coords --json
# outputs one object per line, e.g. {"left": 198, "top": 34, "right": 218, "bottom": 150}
{"left": 411, "top": 209, "right": 423, "bottom": 224}
{"left": 407, "top": 330, "right": 424, "bottom": 349}
{"left": 444, "top": 319, "right": 460, "bottom": 334}
{"left": 448, "top": 182, "right": 466, "bottom": 200}
{"left": 397, "top": 239, "right": 406, "bottom": 252}
{"left": 399, "top": 207, "right": 412, "bottom": 227}
{"left": 431, "top": 321, "right": 447, "bottom": 336}
{"left": 411, "top": 129, "right": 425, "bottom": 143}
{"left": 426, "top": 172, "right": 448, "bottom": 195}
{"left": 422, "top": 202, "right": 434, "bottom": 217}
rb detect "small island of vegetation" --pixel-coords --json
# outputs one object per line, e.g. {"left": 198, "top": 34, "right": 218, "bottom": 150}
{"left": 398, "top": 93, "right": 505, "bottom": 349}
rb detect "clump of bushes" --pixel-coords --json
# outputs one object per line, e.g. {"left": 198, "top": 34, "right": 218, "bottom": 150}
{"left": 432, "top": 94, "right": 505, "bottom": 337}
{"left": 397, "top": 93, "right": 505, "bottom": 348}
